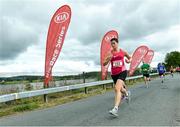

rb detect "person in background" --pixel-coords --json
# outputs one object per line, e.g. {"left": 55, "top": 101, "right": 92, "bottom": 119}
{"left": 141, "top": 61, "right": 150, "bottom": 88}
{"left": 157, "top": 63, "right": 166, "bottom": 83}
{"left": 170, "top": 65, "right": 174, "bottom": 77}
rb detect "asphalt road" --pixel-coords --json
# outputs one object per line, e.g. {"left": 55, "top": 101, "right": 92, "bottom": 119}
{"left": 0, "top": 74, "right": 180, "bottom": 126}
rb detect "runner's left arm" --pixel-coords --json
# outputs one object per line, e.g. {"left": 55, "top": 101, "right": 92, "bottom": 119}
{"left": 123, "top": 50, "right": 132, "bottom": 63}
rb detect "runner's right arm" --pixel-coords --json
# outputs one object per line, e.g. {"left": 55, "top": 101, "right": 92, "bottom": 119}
{"left": 103, "top": 52, "right": 112, "bottom": 66}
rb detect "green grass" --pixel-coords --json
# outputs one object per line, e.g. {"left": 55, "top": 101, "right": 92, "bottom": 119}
{"left": 2, "top": 81, "right": 29, "bottom": 85}
{"left": 13, "top": 102, "right": 39, "bottom": 112}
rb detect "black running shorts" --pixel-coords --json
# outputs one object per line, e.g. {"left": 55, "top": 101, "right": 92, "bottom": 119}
{"left": 111, "top": 70, "right": 127, "bottom": 84}
{"left": 143, "top": 74, "right": 150, "bottom": 78}
{"left": 159, "top": 73, "right": 164, "bottom": 76}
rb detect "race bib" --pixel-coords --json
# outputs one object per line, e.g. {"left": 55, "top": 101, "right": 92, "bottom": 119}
{"left": 159, "top": 67, "right": 164, "bottom": 71}
{"left": 113, "top": 60, "right": 123, "bottom": 67}
{"left": 143, "top": 68, "right": 147, "bottom": 71}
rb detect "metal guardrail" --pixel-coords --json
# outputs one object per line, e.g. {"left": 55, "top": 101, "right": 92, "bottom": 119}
{"left": 0, "top": 73, "right": 158, "bottom": 103}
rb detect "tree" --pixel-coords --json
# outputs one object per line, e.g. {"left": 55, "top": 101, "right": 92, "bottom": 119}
{"left": 165, "top": 51, "right": 180, "bottom": 69}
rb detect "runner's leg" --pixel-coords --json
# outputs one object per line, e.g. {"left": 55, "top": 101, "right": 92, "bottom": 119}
{"left": 109, "top": 79, "right": 127, "bottom": 116}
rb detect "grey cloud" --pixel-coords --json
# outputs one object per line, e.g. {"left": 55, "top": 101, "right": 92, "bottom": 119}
{"left": 149, "top": 39, "right": 180, "bottom": 53}
{"left": 116, "top": 0, "right": 180, "bottom": 40}
{"left": 62, "top": 46, "right": 99, "bottom": 61}
{"left": 68, "top": 2, "right": 113, "bottom": 45}
{"left": 0, "top": 0, "right": 179, "bottom": 65}
{"left": 70, "top": 0, "right": 179, "bottom": 45}
{"left": 60, "top": 39, "right": 101, "bottom": 66}
{"left": 0, "top": 0, "right": 52, "bottom": 29}
{"left": 0, "top": 0, "right": 51, "bottom": 60}
{"left": 78, "top": 23, "right": 108, "bottom": 45}
{"left": 0, "top": 17, "right": 38, "bottom": 60}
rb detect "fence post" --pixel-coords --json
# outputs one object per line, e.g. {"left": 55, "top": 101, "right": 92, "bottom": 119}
{"left": 103, "top": 84, "right": 106, "bottom": 90}
{"left": 112, "top": 83, "right": 114, "bottom": 88}
{"left": 43, "top": 84, "right": 48, "bottom": 103}
{"left": 83, "top": 72, "right": 88, "bottom": 93}
{"left": 85, "top": 87, "right": 88, "bottom": 94}
{"left": 83, "top": 72, "right": 85, "bottom": 83}
{"left": 64, "top": 78, "right": 67, "bottom": 85}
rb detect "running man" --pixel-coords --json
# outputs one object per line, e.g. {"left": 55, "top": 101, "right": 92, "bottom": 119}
{"left": 157, "top": 63, "right": 166, "bottom": 83}
{"left": 103, "top": 38, "right": 131, "bottom": 117}
{"left": 141, "top": 61, "right": 150, "bottom": 88}
{"left": 170, "top": 65, "right": 174, "bottom": 77}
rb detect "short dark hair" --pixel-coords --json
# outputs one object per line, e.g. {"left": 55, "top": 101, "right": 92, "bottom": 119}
{"left": 110, "top": 38, "right": 118, "bottom": 43}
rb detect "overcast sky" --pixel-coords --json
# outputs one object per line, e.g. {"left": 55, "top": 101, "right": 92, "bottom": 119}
{"left": 0, "top": 0, "right": 180, "bottom": 75}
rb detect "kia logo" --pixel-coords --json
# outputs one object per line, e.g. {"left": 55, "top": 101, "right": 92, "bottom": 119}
{"left": 54, "top": 12, "right": 69, "bottom": 23}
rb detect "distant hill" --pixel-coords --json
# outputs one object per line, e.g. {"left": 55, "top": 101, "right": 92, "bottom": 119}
{"left": 0, "top": 71, "right": 102, "bottom": 83}
{"left": 0, "top": 69, "right": 158, "bottom": 84}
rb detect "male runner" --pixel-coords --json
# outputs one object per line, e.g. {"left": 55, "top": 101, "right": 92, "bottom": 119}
{"left": 157, "top": 63, "right": 166, "bottom": 83}
{"left": 141, "top": 61, "right": 150, "bottom": 88}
